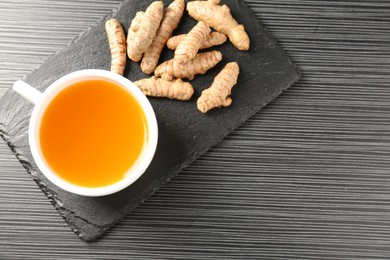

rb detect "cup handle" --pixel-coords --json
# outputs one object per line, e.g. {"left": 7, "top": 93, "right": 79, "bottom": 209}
{"left": 13, "top": 80, "right": 43, "bottom": 105}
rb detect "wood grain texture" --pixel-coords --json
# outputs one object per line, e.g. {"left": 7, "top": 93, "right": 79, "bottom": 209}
{"left": 1, "top": 0, "right": 390, "bottom": 258}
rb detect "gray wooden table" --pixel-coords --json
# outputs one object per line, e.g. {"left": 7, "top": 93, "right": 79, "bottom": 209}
{"left": 1, "top": 0, "right": 390, "bottom": 259}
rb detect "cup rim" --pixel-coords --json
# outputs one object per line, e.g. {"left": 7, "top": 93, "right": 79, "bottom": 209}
{"left": 28, "top": 69, "right": 158, "bottom": 197}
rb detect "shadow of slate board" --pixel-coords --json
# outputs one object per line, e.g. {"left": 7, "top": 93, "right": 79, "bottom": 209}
{"left": 0, "top": 0, "right": 299, "bottom": 241}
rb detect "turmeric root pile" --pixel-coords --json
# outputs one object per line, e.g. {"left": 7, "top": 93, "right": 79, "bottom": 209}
{"left": 105, "top": 0, "right": 249, "bottom": 113}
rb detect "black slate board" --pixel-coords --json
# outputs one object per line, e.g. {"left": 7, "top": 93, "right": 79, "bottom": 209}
{"left": 0, "top": 0, "right": 299, "bottom": 241}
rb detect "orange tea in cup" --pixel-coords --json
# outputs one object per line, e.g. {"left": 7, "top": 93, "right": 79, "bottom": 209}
{"left": 39, "top": 79, "right": 147, "bottom": 188}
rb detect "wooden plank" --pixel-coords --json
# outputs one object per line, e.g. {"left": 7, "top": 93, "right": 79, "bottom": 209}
{"left": 0, "top": 0, "right": 122, "bottom": 91}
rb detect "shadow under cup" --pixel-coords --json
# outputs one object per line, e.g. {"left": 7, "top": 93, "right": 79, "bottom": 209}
{"left": 26, "top": 70, "right": 158, "bottom": 197}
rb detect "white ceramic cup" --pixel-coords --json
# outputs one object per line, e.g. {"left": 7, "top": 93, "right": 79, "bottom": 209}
{"left": 13, "top": 69, "right": 158, "bottom": 197}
